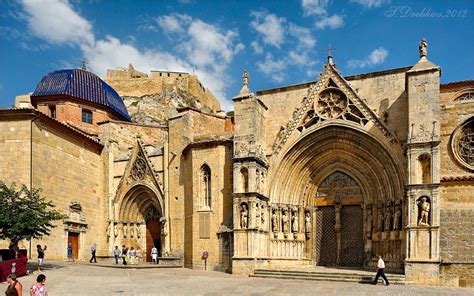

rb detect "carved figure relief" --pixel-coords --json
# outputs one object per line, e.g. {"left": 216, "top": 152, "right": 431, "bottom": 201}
{"left": 260, "top": 204, "right": 265, "bottom": 228}
{"left": 240, "top": 203, "right": 248, "bottom": 229}
{"left": 159, "top": 217, "right": 167, "bottom": 236}
{"left": 130, "top": 223, "right": 134, "bottom": 238}
{"left": 304, "top": 212, "right": 312, "bottom": 237}
{"left": 68, "top": 201, "right": 85, "bottom": 222}
{"left": 292, "top": 210, "right": 299, "bottom": 233}
{"left": 377, "top": 208, "right": 384, "bottom": 232}
{"left": 122, "top": 223, "right": 127, "bottom": 238}
{"left": 271, "top": 209, "right": 278, "bottom": 232}
{"left": 282, "top": 210, "right": 289, "bottom": 233}
{"left": 255, "top": 203, "right": 260, "bottom": 228}
{"left": 393, "top": 207, "right": 402, "bottom": 230}
{"left": 417, "top": 197, "right": 431, "bottom": 226}
{"left": 366, "top": 208, "right": 373, "bottom": 237}
{"left": 384, "top": 206, "right": 392, "bottom": 232}
{"left": 136, "top": 224, "right": 141, "bottom": 238}
{"left": 114, "top": 223, "right": 118, "bottom": 238}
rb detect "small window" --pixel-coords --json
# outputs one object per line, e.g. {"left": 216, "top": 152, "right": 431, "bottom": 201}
{"left": 82, "top": 109, "right": 93, "bottom": 124}
{"left": 201, "top": 164, "right": 212, "bottom": 209}
{"left": 49, "top": 105, "right": 56, "bottom": 119}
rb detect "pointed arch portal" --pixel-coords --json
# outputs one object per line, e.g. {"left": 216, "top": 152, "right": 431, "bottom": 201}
{"left": 269, "top": 123, "right": 405, "bottom": 267}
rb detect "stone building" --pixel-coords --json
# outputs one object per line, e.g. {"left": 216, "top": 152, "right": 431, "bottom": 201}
{"left": 0, "top": 40, "right": 473, "bottom": 287}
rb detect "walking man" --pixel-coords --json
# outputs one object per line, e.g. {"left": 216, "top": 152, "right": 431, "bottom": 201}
{"left": 151, "top": 245, "right": 158, "bottom": 264}
{"left": 372, "top": 255, "right": 390, "bottom": 286}
{"left": 89, "top": 243, "right": 97, "bottom": 263}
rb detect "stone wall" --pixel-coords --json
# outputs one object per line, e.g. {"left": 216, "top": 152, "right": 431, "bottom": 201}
{"left": 0, "top": 113, "right": 106, "bottom": 261}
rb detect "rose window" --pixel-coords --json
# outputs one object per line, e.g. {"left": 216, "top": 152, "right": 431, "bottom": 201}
{"left": 315, "top": 87, "right": 348, "bottom": 119}
{"left": 459, "top": 121, "right": 474, "bottom": 166}
{"left": 132, "top": 156, "right": 147, "bottom": 180}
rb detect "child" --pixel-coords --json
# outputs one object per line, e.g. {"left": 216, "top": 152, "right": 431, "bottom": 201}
{"left": 30, "top": 274, "right": 48, "bottom": 296}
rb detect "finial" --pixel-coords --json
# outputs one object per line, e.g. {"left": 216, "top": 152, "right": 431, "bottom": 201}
{"left": 80, "top": 57, "right": 88, "bottom": 71}
{"left": 323, "top": 44, "right": 336, "bottom": 65}
{"left": 419, "top": 38, "right": 428, "bottom": 58}
{"left": 239, "top": 70, "right": 251, "bottom": 95}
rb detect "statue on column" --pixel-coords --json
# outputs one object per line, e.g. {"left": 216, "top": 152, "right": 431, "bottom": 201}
{"left": 107, "top": 222, "right": 111, "bottom": 241}
{"left": 240, "top": 203, "right": 248, "bottom": 228}
{"left": 291, "top": 210, "right": 299, "bottom": 233}
{"left": 384, "top": 206, "right": 392, "bottom": 232}
{"left": 304, "top": 212, "right": 312, "bottom": 238}
{"left": 417, "top": 197, "right": 430, "bottom": 226}
{"left": 419, "top": 38, "right": 428, "bottom": 58}
{"left": 377, "top": 207, "right": 384, "bottom": 232}
{"left": 271, "top": 209, "right": 278, "bottom": 232}
{"left": 136, "top": 223, "right": 141, "bottom": 238}
{"left": 160, "top": 217, "right": 167, "bottom": 236}
{"left": 393, "top": 207, "right": 402, "bottom": 230}
{"left": 260, "top": 204, "right": 265, "bottom": 229}
{"left": 366, "top": 208, "right": 373, "bottom": 238}
{"left": 282, "top": 210, "right": 289, "bottom": 233}
{"left": 114, "top": 223, "right": 118, "bottom": 238}
{"left": 255, "top": 203, "right": 260, "bottom": 228}
{"left": 130, "top": 223, "right": 134, "bottom": 238}
{"left": 122, "top": 223, "right": 127, "bottom": 238}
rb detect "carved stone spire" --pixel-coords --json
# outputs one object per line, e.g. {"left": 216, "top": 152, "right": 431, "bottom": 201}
{"left": 239, "top": 70, "right": 251, "bottom": 95}
{"left": 419, "top": 38, "right": 428, "bottom": 58}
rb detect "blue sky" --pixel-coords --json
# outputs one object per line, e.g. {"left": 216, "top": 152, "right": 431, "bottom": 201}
{"left": 0, "top": 0, "right": 473, "bottom": 110}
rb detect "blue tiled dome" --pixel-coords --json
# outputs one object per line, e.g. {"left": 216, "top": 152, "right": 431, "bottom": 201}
{"left": 31, "top": 69, "right": 131, "bottom": 121}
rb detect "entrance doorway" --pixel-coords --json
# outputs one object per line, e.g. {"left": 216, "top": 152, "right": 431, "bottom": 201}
{"left": 146, "top": 219, "right": 161, "bottom": 262}
{"left": 315, "top": 171, "right": 364, "bottom": 267}
{"left": 67, "top": 232, "right": 79, "bottom": 260}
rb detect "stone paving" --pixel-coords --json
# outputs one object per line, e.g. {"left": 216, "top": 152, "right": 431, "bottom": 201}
{"left": 1, "top": 261, "right": 473, "bottom": 295}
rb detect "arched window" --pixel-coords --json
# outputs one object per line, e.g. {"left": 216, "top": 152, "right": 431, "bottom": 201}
{"left": 240, "top": 167, "right": 249, "bottom": 192}
{"left": 418, "top": 154, "right": 431, "bottom": 184}
{"left": 201, "top": 164, "right": 211, "bottom": 208}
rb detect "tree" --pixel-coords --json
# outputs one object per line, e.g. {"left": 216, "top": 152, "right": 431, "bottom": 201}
{"left": 0, "top": 182, "right": 67, "bottom": 257}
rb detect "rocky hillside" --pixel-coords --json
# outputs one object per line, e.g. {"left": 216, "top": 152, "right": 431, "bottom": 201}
{"left": 123, "top": 88, "right": 215, "bottom": 125}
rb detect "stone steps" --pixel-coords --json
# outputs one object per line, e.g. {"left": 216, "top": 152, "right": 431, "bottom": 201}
{"left": 250, "top": 268, "right": 410, "bottom": 285}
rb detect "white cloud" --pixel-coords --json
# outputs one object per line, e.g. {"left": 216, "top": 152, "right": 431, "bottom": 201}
{"left": 156, "top": 14, "right": 191, "bottom": 34}
{"left": 350, "top": 0, "right": 389, "bottom": 8}
{"left": 301, "top": 0, "right": 330, "bottom": 16}
{"left": 315, "top": 14, "right": 344, "bottom": 29}
{"left": 19, "top": 1, "right": 242, "bottom": 110}
{"left": 250, "top": 11, "right": 286, "bottom": 48}
{"left": 251, "top": 41, "right": 263, "bottom": 54}
{"left": 20, "top": 0, "right": 94, "bottom": 46}
{"left": 347, "top": 47, "right": 389, "bottom": 69}
{"left": 256, "top": 54, "right": 287, "bottom": 83}
{"left": 288, "top": 23, "right": 316, "bottom": 48}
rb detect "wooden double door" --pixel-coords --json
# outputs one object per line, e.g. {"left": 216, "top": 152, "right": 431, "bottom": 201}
{"left": 315, "top": 205, "right": 364, "bottom": 267}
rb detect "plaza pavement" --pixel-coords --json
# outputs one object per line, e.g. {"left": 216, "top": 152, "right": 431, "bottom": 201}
{"left": 1, "top": 260, "right": 473, "bottom": 295}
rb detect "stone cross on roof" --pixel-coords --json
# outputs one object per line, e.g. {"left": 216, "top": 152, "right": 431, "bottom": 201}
{"left": 323, "top": 45, "right": 336, "bottom": 65}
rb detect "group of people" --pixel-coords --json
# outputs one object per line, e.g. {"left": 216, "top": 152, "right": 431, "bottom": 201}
{"left": 5, "top": 274, "right": 48, "bottom": 296}
{"left": 113, "top": 245, "right": 142, "bottom": 265}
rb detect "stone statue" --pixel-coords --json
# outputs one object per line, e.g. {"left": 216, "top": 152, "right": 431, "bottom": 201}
{"left": 240, "top": 204, "right": 248, "bottom": 228}
{"left": 292, "top": 211, "right": 299, "bottom": 233}
{"left": 335, "top": 206, "right": 341, "bottom": 226}
{"left": 419, "top": 38, "right": 428, "bottom": 58}
{"left": 260, "top": 205, "right": 265, "bottom": 228}
{"left": 304, "top": 212, "right": 312, "bottom": 234}
{"left": 243, "top": 70, "right": 249, "bottom": 86}
{"left": 114, "top": 223, "right": 118, "bottom": 238}
{"left": 136, "top": 223, "right": 141, "bottom": 238}
{"left": 384, "top": 207, "right": 392, "bottom": 232}
{"left": 271, "top": 210, "right": 278, "bottom": 232}
{"left": 160, "top": 217, "right": 167, "bottom": 236}
{"left": 255, "top": 204, "right": 260, "bottom": 228}
{"left": 282, "top": 210, "right": 289, "bottom": 233}
{"left": 393, "top": 207, "right": 402, "bottom": 230}
{"left": 107, "top": 222, "right": 111, "bottom": 239}
{"left": 418, "top": 197, "right": 430, "bottom": 226}
{"left": 366, "top": 208, "right": 373, "bottom": 235}
{"left": 378, "top": 209, "right": 384, "bottom": 232}
{"left": 122, "top": 223, "right": 127, "bottom": 238}
{"left": 130, "top": 223, "right": 134, "bottom": 238}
